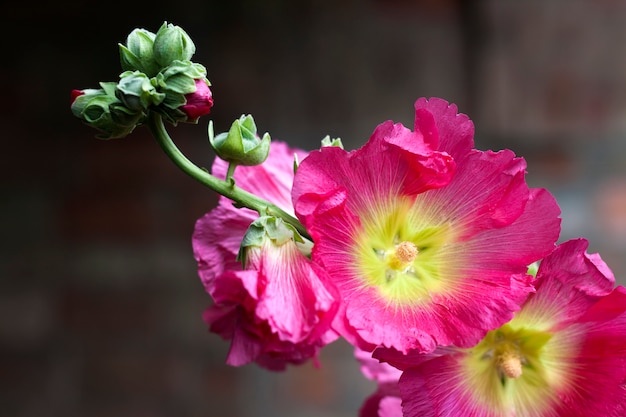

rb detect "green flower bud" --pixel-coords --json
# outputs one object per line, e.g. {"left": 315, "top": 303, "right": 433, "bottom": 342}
{"left": 119, "top": 28, "right": 160, "bottom": 77}
{"left": 153, "top": 61, "right": 210, "bottom": 124}
{"left": 208, "top": 114, "right": 271, "bottom": 166}
{"left": 71, "top": 82, "right": 142, "bottom": 139}
{"left": 153, "top": 22, "right": 195, "bottom": 68}
{"left": 115, "top": 71, "right": 165, "bottom": 111}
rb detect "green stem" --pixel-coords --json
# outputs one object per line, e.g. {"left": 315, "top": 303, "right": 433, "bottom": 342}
{"left": 147, "top": 112, "right": 312, "bottom": 241}
{"left": 226, "top": 162, "right": 237, "bottom": 185}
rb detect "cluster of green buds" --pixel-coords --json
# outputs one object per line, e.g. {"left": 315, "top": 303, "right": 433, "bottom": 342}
{"left": 71, "top": 21, "right": 293, "bottom": 231}
{"left": 71, "top": 22, "right": 213, "bottom": 139}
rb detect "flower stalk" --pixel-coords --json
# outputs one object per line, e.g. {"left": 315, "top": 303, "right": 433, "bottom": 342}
{"left": 146, "top": 111, "right": 311, "bottom": 240}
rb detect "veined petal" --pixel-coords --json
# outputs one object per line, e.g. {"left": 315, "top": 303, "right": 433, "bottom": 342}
{"left": 293, "top": 98, "right": 560, "bottom": 353}
{"left": 399, "top": 239, "right": 626, "bottom": 417}
{"left": 400, "top": 354, "right": 510, "bottom": 417}
{"left": 254, "top": 240, "right": 339, "bottom": 344}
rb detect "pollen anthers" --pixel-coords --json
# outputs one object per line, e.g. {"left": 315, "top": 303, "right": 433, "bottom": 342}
{"left": 385, "top": 241, "right": 419, "bottom": 274}
{"left": 495, "top": 343, "right": 524, "bottom": 379}
{"left": 473, "top": 324, "right": 553, "bottom": 387}
{"left": 481, "top": 331, "right": 527, "bottom": 381}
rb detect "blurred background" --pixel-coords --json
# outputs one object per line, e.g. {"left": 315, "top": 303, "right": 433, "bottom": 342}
{"left": 3, "top": 0, "right": 626, "bottom": 416}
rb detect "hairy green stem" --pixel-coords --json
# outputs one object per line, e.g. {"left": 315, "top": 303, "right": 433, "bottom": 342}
{"left": 147, "top": 112, "right": 312, "bottom": 241}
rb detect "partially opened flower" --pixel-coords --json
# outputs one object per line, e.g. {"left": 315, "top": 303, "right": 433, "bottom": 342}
{"left": 292, "top": 98, "right": 561, "bottom": 354}
{"left": 202, "top": 216, "right": 339, "bottom": 370}
{"left": 193, "top": 141, "right": 339, "bottom": 369}
{"left": 397, "top": 238, "right": 626, "bottom": 417}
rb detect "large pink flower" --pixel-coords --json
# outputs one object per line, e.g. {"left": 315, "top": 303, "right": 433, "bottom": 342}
{"left": 193, "top": 141, "right": 339, "bottom": 370}
{"left": 396, "top": 238, "right": 626, "bottom": 417}
{"left": 292, "top": 98, "right": 561, "bottom": 354}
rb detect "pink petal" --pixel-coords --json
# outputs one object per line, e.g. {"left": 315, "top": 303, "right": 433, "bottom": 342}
{"left": 517, "top": 238, "right": 615, "bottom": 328}
{"left": 292, "top": 98, "right": 560, "bottom": 354}
{"left": 414, "top": 97, "right": 474, "bottom": 163}
{"left": 255, "top": 244, "right": 339, "bottom": 344}
{"left": 193, "top": 205, "right": 257, "bottom": 292}
{"left": 400, "top": 355, "right": 499, "bottom": 417}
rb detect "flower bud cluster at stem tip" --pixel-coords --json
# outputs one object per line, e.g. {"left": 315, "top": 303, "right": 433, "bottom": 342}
{"left": 71, "top": 22, "right": 310, "bottom": 241}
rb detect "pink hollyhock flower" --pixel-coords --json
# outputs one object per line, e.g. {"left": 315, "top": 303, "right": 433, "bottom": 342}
{"left": 355, "top": 348, "right": 403, "bottom": 417}
{"left": 395, "top": 238, "right": 626, "bottom": 417}
{"left": 193, "top": 141, "right": 339, "bottom": 370}
{"left": 292, "top": 97, "right": 561, "bottom": 354}
{"left": 181, "top": 78, "right": 213, "bottom": 122}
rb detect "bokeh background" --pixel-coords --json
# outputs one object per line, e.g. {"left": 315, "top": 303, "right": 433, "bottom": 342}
{"left": 3, "top": 1, "right": 626, "bottom": 416}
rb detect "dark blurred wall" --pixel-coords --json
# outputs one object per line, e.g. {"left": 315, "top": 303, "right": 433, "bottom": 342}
{"left": 2, "top": 1, "right": 626, "bottom": 416}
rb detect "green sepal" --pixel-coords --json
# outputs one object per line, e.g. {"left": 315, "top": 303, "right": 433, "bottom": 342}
{"left": 116, "top": 71, "right": 165, "bottom": 111}
{"left": 237, "top": 216, "right": 305, "bottom": 264}
{"left": 71, "top": 82, "right": 142, "bottom": 139}
{"left": 153, "top": 22, "right": 196, "bottom": 68}
{"left": 208, "top": 115, "right": 271, "bottom": 166}
{"left": 119, "top": 28, "right": 160, "bottom": 76}
{"left": 320, "top": 135, "right": 344, "bottom": 149}
{"left": 152, "top": 61, "right": 208, "bottom": 125}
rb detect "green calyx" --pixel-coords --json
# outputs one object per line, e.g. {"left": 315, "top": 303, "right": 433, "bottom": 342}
{"left": 116, "top": 71, "right": 165, "bottom": 111}
{"left": 71, "top": 82, "right": 143, "bottom": 139}
{"left": 238, "top": 216, "right": 306, "bottom": 265}
{"left": 209, "top": 115, "right": 271, "bottom": 166}
{"left": 152, "top": 61, "right": 209, "bottom": 124}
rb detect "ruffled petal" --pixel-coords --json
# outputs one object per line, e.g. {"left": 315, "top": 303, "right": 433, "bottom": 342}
{"left": 399, "top": 241, "right": 626, "bottom": 417}
{"left": 293, "top": 99, "right": 560, "bottom": 354}
{"left": 414, "top": 97, "right": 474, "bottom": 163}
{"left": 193, "top": 205, "right": 256, "bottom": 291}
{"left": 514, "top": 238, "right": 615, "bottom": 330}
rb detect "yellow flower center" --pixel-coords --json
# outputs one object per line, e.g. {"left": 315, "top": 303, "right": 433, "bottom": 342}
{"left": 462, "top": 324, "right": 558, "bottom": 414}
{"left": 351, "top": 196, "right": 463, "bottom": 306}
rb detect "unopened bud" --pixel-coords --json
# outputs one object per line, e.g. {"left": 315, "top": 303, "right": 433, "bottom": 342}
{"left": 119, "top": 28, "right": 160, "bottom": 76}
{"left": 209, "top": 115, "right": 271, "bottom": 166}
{"left": 153, "top": 22, "right": 195, "bottom": 68}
